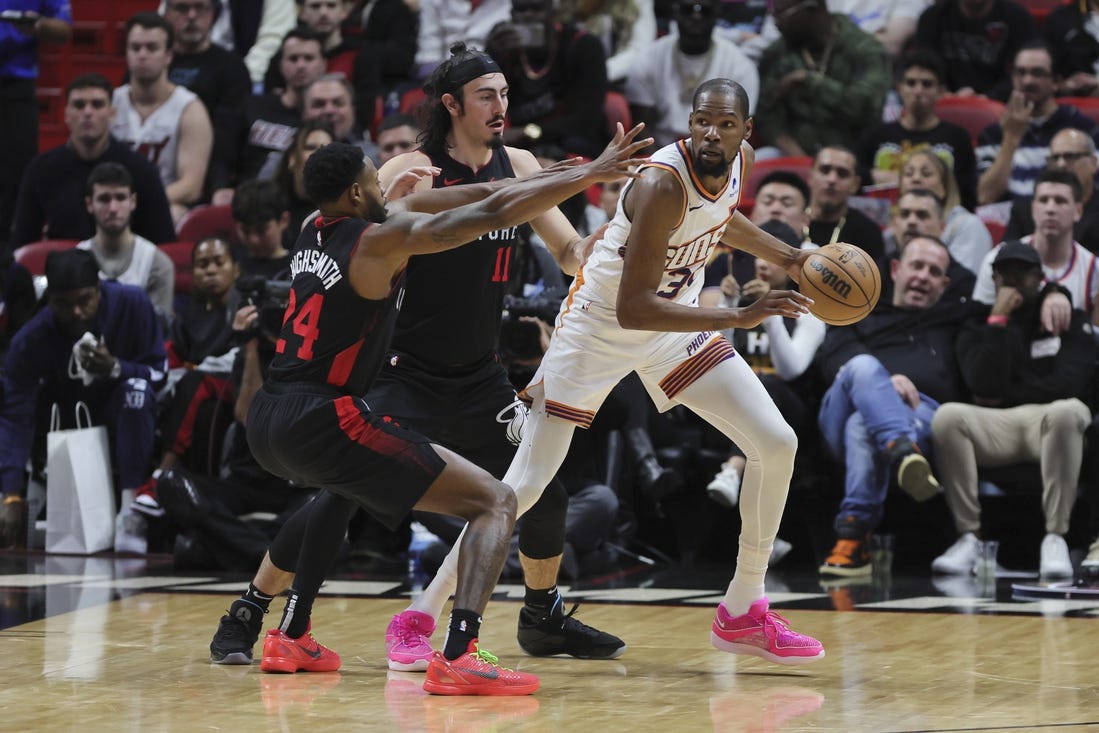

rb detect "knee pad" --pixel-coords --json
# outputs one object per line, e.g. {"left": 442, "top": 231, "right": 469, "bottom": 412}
{"left": 517, "top": 477, "right": 568, "bottom": 559}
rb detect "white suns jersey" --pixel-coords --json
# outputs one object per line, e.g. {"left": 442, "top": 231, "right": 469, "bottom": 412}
{"left": 581, "top": 139, "right": 747, "bottom": 307}
{"left": 111, "top": 84, "right": 197, "bottom": 190}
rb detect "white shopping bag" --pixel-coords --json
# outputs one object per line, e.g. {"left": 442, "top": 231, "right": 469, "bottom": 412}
{"left": 45, "top": 403, "right": 116, "bottom": 554}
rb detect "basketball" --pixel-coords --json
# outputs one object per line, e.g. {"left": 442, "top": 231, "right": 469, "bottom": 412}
{"left": 799, "top": 243, "right": 881, "bottom": 326}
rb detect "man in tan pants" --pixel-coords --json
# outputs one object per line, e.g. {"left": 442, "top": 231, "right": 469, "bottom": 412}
{"left": 930, "top": 241, "right": 1095, "bottom": 578}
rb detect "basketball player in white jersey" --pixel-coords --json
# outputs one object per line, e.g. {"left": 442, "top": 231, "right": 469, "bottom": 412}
{"left": 112, "top": 12, "right": 213, "bottom": 223}
{"left": 421, "top": 78, "right": 826, "bottom": 664}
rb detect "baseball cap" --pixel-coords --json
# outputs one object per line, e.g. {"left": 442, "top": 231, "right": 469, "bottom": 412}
{"left": 992, "top": 240, "right": 1041, "bottom": 269}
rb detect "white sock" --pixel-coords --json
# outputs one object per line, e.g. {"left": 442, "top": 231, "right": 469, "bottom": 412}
{"left": 722, "top": 542, "right": 770, "bottom": 616}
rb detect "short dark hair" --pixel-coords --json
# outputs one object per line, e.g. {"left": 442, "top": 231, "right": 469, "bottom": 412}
{"left": 232, "top": 179, "right": 289, "bottom": 226}
{"left": 192, "top": 236, "right": 237, "bottom": 265}
{"left": 125, "top": 11, "right": 175, "bottom": 49}
{"left": 1015, "top": 39, "right": 1054, "bottom": 67}
{"left": 379, "top": 112, "right": 418, "bottom": 135}
{"left": 303, "top": 142, "right": 365, "bottom": 205}
{"left": 1035, "top": 166, "right": 1083, "bottom": 201}
{"left": 85, "top": 162, "right": 134, "bottom": 196}
{"left": 66, "top": 73, "right": 113, "bottom": 100}
{"left": 899, "top": 48, "right": 946, "bottom": 84}
{"left": 304, "top": 72, "right": 355, "bottom": 104}
{"left": 898, "top": 187, "right": 945, "bottom": 216}
{"left": 692, "top": 78, "right": 751, "bottom": 119}
{"left": 756, "top": 170, "right": 810, "bottom": 204}
{"left": 280, "top": 26, "right": 326, "bottom": 55}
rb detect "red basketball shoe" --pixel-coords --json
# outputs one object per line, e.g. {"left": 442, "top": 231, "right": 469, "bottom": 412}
{"left": 423, "top": 640, "right": 539, "bottom": 696}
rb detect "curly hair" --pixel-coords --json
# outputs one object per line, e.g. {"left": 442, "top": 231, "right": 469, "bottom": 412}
{"left": 302, "top": 142, "right": 366, "bottom": 205}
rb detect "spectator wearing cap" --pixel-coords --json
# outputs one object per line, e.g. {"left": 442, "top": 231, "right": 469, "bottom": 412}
{"left": 930, "top": 240, "right": 1095, "bottom": 578}
{"left": 971, "top": 168, "right": 1099, "bottom": 327}
{"left": 0, "top": 249, "right": 167, "bottom": 549}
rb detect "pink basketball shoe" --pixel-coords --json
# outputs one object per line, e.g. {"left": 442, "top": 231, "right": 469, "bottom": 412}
{"left": 710, "top": 598, "right": 824, "bottom": 665}
{"left": 386, "top": 610, "right": 436, "bottom": 671}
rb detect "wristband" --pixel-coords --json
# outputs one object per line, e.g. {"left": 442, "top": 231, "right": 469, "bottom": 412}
{"left": 986, "top": 314, "right": 1009, "bottom": 326}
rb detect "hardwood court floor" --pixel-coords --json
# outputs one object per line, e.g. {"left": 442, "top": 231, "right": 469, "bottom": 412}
{"left": 2, "top": 580, "right": 1099, "bottom": 733}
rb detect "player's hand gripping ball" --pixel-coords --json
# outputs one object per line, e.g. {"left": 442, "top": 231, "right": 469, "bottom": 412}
{"left": 799, "top": 243, "right": 881, "bottom": 326}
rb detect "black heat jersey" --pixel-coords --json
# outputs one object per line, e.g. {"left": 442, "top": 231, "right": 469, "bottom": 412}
{"left": 267, "top": 215, "right": 404, "bottom": 396}
{"left": 388, "top": 147, "right": 522, "bottom": 369}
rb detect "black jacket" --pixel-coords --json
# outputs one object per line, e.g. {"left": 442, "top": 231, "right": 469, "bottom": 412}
{"left": 818, "top": 297, "right": 986, "bottom": 404}
{"left": 955, "top": 284, "right": 1096, "bottom": 407}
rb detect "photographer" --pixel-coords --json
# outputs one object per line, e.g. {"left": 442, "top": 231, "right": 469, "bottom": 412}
{"left": 157, "top": 254, "right": 311, "bottom": 571}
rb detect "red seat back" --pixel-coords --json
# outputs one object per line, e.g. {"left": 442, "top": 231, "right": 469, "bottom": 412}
{"left": 160, "top": 241, "right": 196, "bottom": 295}
{"left": 743, "top": 156, "right": 813, "bottom": 202}
{"left": 935, "top": 96, "right": 1005, "bottom": 143}
{"left": 13, "top": 239, "right": 80, "bottom": 276}
{"left": 175, "top": 205, "right": 236, "bottom": 245}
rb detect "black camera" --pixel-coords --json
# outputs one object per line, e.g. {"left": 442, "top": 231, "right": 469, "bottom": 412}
{"left": 500, "top": 289, "right": 566, "bottom": 359}
{"left": 235, "top": 274, "right": 292, "bottom": 342}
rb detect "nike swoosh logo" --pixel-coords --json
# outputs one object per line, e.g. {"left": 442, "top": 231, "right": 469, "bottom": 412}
{"left": 688, "top": 203, "right": 704, "bottom": 211}
{"left": 443, "top": 177, "right": 463, "bottom": 186}
{"left": 303, "top": 644, "right": 323, "bottom": 659}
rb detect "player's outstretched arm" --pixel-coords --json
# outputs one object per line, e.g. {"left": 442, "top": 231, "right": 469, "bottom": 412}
{"left": 391, "top": 123, "right": 650, "bottom": 258}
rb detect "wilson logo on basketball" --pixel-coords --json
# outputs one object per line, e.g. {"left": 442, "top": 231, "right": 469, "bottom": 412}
{"left": 808, "top": 259, "right": 852, "bottom": 299}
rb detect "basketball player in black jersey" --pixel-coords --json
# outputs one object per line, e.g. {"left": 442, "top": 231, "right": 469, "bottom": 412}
{"left": 229, "top": 129, "right": 647, "bottom": 690}
{"left": 375, "top": 43, "right": 633, "bottom": 668}
{"left": 209, "top": 43, "right": 633, "bottom": 673}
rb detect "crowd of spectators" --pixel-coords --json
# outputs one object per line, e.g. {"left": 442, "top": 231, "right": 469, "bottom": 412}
{"left": 4, "top": 0, "right": 1099, "bottom": 588}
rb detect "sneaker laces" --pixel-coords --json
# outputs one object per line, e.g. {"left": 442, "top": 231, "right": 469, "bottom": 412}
{"left": 399, "top": 618, "right": 429, "bottom": 646}
{"left": 218, "top": 611, "right": 253, "bottom": 643}
{"left": 757, "top": 608, "right": 816, "bottom": 647}
{"left": 558, "top": 602, "right": 601, "bottom": 636}
{"left": 471, "top": 645, "right": 514, "bottom": 671}
{"left": 755, "top": 608, "right": 793, "bottom": 642}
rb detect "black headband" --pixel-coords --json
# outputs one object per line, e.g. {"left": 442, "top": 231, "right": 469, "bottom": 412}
{"left": 433, "top": 53, "right": 502, "bottom": 95}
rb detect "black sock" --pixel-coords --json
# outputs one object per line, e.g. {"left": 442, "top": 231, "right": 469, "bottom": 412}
{"left": 524, "top": 585, "right": 560, "bottom": 613}
{"left": 278, "top": 589, "right": 312, "bottom": 639}
{"left": 442, "top": 608, "right": 482, "bottom": 660}
{"left": 242, "top": 583, "right": 275, "bottom": 613}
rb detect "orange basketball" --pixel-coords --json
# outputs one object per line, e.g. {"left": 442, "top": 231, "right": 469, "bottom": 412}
{"left": 799, "top": 243, "right": 881, "bottom": 326}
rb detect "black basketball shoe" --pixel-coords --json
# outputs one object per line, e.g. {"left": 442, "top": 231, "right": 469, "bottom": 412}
{"left": 517, "top": 598, "right": 626, "bottom": 659}
{"left": 210, "top": 599, "right": 265, "bottom": 664}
